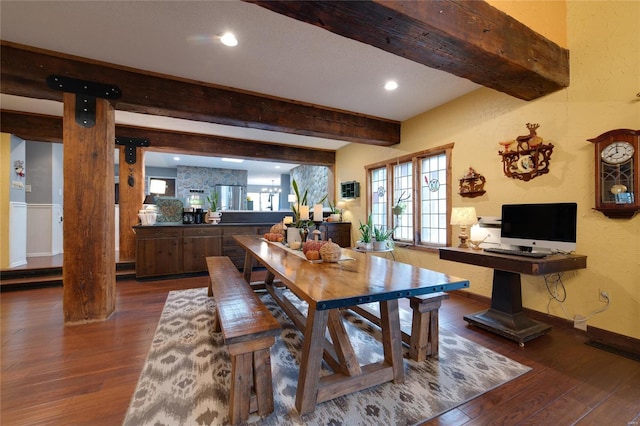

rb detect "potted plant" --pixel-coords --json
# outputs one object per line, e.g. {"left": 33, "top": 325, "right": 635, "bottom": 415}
{"left": 357, "top": 214, "right": 374, "bottom": 250}
{"left": 206, "top": 191, "right": 222, "bottom": 223}
{"left": 289, "top": 179, "right": 326, "bottom": 242}
{"left": 373, "top": 225, "right": 395, "bottom": 250}
{"left": 328, "top": 200, "right": 341, "bottom": 222}
{"left": 392, "top": 191, "right": 410, "bottom": 216}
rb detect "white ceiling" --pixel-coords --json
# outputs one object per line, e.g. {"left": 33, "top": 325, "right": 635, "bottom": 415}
{"left": 0, "top": 0, "right": 480, "bottom": 185}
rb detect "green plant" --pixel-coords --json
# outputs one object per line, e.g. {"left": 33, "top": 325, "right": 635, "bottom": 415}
{"left": 393, "top": 191, "right": 410, "bottom": 216}
{"left": 358, "top": 214, "right": 374, "bottom": 243}
{"left": 373, "top": 225, "right": 395, "bottom": 242}
{"left": 207, "top": 191, "right": 219, "bottom": 211}
{"left": 291, "top": 179, "right": 327, "bottom": 227}
{"left": 328, "top": 200, "right": 340, "bottom": 214}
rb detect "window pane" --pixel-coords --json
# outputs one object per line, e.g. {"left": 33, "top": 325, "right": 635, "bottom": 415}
{"left": 420, "top": 153, "right": 447, "bottom": 246}
{"left": 371, "top": 167, "right": 387, "bottom": 228}
{"left": 393, "top": 162, "right": 413, "bottom": 240}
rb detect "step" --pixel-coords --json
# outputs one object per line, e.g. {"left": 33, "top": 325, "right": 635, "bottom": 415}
{"left": 1, "top": 261, "right": 136, "bottom": 291}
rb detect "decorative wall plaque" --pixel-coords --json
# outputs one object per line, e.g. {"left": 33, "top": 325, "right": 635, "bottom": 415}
{"left": 498, "top": 123, "right": 554, "bottom": 181}
{"left": 458, "top": 167, "right": 486, "bottom": 197}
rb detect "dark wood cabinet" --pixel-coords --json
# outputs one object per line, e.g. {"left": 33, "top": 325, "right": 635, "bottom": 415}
{"left": 222, "top": 225, "right": 271, "bottom": 269}
{"left": 135, "top": 227, "right": 183, "bottom": 278}
{"left": 183, "top": 227, "right": 222, "bottom": 273}
{"left": 135, "top": 224, "right": 272, "bottom": 277}
{"left": 318, "top": 222, "right": 351, "bottom": 247}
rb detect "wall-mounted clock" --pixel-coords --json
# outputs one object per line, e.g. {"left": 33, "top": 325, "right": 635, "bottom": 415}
{"left": 588, "top": 129, "right": 640, "bottom": 218}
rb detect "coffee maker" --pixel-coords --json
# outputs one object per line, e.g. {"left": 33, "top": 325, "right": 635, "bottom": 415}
{"left": 182, "top": 208, "right": 195, "bottom": 224}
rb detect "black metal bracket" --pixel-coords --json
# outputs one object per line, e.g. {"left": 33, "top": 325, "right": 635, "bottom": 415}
{"left": 46, "top": 75, "right": 122, "bottom": 128}
{"left": 115, "top": 137, "right": 150, "bottom": 165}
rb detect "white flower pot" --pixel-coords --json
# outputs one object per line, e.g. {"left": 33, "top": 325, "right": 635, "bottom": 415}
{"left": 373, "top": 240, "right": 387, "bottom": 250}
{"left": 287, "top": 227, "right": 302, "bottom": 243}
{"left": 357, "top": 241, "right": 373, "bottom": 251}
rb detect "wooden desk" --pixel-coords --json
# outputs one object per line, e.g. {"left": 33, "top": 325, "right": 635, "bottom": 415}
{"left": 439, "top": 247, "right": 587, "bottom": 345}
{"left": 235, "top": 235, "right": 469, "bottom": 415}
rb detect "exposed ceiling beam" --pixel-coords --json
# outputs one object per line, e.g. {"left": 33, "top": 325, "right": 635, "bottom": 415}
{"left": 0, "top": 110, "right": 336, "bottom": 166}
{"left": 246, "top": 0, "right": 570, "bottom": 101}
{"left": 0, "top": 42, "right": 400, "bottom": 147}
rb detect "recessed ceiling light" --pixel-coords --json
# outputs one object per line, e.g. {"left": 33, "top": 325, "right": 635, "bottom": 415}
{"left": 222, "top": 157, "right": 244, "bottom": 163}
{"left": 384, "top": 80, "right": 398, "bottom": 91}
{"left": 275, "top": 165, "right": 281, "bottom": 169}
{"left": 220, "top": 32, "right": 238, "bottom": 47}
{"left": 173, "top": 156, "right": 180, "bottom": 161}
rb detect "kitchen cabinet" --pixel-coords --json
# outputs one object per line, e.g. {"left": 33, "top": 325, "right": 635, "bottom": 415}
{"left": 134, "top": 224, "right": 271, "bottom": 278}
{"left": 183, "top": 227, "right": 223, "bottom": 273}
{"left": 318, "top": 222, "right": 351, "bottom": 247}
{"left": 135, "top": 227, "right": 183, "bottom": 278}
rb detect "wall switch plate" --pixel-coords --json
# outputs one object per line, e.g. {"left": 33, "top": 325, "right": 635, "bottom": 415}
{"left": 25, "top": 184, "right": 32, "bottom": 192}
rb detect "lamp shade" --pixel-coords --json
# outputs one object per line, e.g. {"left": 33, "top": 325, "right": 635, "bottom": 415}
{"left": 450, "top": 207, "right": 478, "bottom": 226}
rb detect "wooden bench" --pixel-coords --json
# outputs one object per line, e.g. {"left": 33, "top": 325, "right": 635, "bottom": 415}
{"left": 206, "top": 256, "right": 281, "bottom": 425}
{"left": 350, "top": 292, "right": 449, "bottom": 361}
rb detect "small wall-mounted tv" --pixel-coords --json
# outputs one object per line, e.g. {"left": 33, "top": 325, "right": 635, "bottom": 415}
{"left": 500, "top": 202, "right": 577, "bottom": 253}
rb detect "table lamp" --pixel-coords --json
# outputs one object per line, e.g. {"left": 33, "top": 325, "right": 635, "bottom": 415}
{"left": 450, "top": 207, "right": 478, "bottom": 248}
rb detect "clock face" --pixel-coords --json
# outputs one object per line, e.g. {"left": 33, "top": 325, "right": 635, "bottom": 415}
{"left": 601, "top": 141, "right": 635, "bottom": 164}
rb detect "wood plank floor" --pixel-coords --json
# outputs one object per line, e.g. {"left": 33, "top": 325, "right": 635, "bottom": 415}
{"left": 2, "top": 275, "right": 639, "bottom": 425}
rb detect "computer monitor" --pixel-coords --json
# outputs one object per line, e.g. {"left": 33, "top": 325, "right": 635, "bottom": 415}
{"left": 500, "top": 202, "right": 577, "bottom": 253}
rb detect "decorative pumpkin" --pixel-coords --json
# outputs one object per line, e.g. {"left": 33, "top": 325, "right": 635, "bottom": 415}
{"left": 270, "top": 222, "right": 286, "bottom": 237}
{"left": 319, "top": 239, "right": 341, "bottom": 262}
{"left": 263, "top": 233, "right": 284, "bottom": 242}
{"left": 305, "top": 250, "right": 321, "bottom": 261}
{"left": 302, "top": 240, "right": 326, "bottom": 254}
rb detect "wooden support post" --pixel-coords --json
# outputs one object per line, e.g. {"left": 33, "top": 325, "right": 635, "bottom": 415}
{"left": 62, "top": 92, "right": 116, "bottom": 323}
{"left": 117, "top": 148, "right": 145, "bottom": 260}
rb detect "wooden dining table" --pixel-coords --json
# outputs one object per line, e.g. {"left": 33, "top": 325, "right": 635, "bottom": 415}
{"left": 234, "top": 235, "right": 470, "bottom": 415}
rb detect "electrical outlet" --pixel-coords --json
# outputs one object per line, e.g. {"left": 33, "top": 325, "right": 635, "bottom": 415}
{"left": 599, "top": 289, "right": 609, "bottom": 302}
{"left": 573, "top": 314, "right": 587, "bottom": 331}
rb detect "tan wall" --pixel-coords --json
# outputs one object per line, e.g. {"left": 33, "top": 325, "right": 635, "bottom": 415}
{"left": 0, "top": 133, "right": 11, "bottom": 268}
{"left": 336, "top": 1, "right": 640, "bottom": 339}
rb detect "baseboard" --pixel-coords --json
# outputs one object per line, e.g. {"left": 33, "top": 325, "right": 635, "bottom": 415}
{"left": 586, "top": 325, "right": 640, "bottom": 360}
{"left": 451, "top": 290, "right": 639, "bottom": 359}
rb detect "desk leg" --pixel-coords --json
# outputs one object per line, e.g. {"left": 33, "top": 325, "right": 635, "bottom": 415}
{"left": 380, "top": 299, "right": 404, "bottom": 383}
{"left": 464, "top": 269, "right": 551, "bottom": 345}
{"left": 296, "top": 306, "right": 329, "bottom": 415}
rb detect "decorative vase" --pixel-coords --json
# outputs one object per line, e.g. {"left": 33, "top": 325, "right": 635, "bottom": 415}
{"left": 287, "top": 227, "right": 302, "bottom": 244}
{"left": 330, "top": 213, "right": 341, "bottom": 222}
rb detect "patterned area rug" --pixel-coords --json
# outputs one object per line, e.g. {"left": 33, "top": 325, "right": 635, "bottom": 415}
{"left": 124, "top": 288, "right": 530, "bottom": 425}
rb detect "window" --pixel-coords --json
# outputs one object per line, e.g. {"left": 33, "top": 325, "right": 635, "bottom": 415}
{"left": 366, "top": 144, "right": 453, "bottom": 249}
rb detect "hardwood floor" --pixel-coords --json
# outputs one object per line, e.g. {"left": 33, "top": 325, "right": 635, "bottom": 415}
{"left": 2, "top": 276, "right": 639, "bottom": 425}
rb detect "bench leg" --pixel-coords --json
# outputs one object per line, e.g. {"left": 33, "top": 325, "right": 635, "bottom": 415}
{"left": 409, "top": 309, "right": 431, "bottom": 362}
{"left": 409, "top": 298, "right": 444, "bottom": 361}
{"left": 227, "top": 338, "right": 276, "bottom": 423}
{"left": 253, "top": 348, "right": 275, "bottom": 416}
{"left": 229, "top": 352, "right": 252, "bottom": 425}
